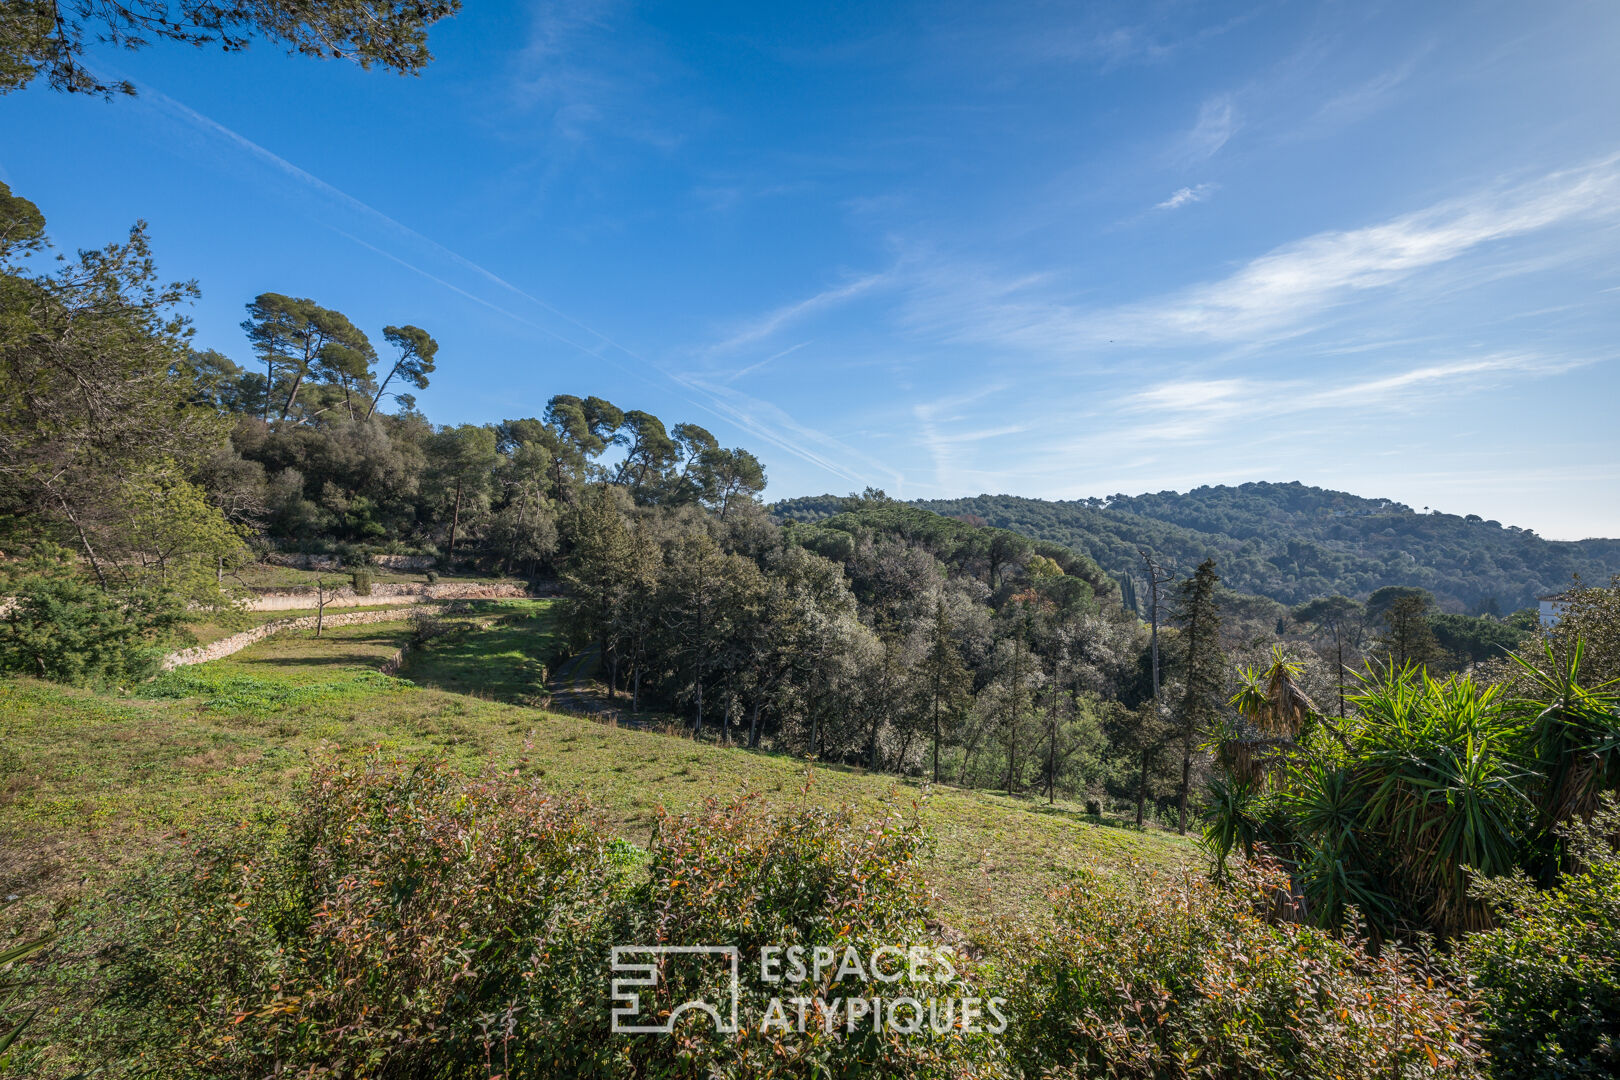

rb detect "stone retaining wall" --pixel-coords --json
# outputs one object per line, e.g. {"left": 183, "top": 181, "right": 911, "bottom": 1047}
{"left": 244, "top": 581, "right": 532, "bottom": 612}
{"left": 161, "top": 605, "right": 438, "bottom": 670}
{"left": 261, "top": 552, "right": 345, "bottom": 571}
{"left": 376, "top": 616, "right": 456, "bottom": 676}
{"left": 372, "top": 554, "right": 438, "bottom": 570}
{"left": 263, "top": 552, "right": 440, "bottom": 571}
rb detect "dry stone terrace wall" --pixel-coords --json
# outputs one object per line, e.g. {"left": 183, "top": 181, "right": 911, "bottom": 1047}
{"left": 262, "top": 553, "right": 443, "bottom": 571}
{"left": 244, "top": 581, "right": 533, "bottom": 611}
{"left": 160, "top": 605, "right": 441, "bottom": 670}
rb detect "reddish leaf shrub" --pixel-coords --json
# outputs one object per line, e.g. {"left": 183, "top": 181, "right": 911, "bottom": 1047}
{"left": 92, "top": 759, "right": 615, "bottom": 1078}
{"left": 605, "top": 791, "right": 999, "bottom": 1078}
{"left": 991, "top": 859, "right": 1487, "bottom": 1079}
{"left": 73, "top": 766, "right": 996, "bottom": 1079}
{"left": 55, "top": 763, "right": 1497, "bottom": 1080}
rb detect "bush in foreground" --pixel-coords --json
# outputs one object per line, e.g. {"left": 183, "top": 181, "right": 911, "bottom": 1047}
{"left": 54, "top": 762, "right": 991, "bottom": 1078}
{"left": 992, "top": 858, "right": 1485, "bottom": 1079}
{"left": 1455, "top": 799, "right": 1620, "bottom": 1079}
{"left": 38, "top": 761, "right": 1507, "bottom": 1078}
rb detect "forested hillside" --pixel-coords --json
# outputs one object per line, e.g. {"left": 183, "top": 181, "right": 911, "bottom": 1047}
{"left": 774, "top": 484, "right": 1620, "bottom": 613}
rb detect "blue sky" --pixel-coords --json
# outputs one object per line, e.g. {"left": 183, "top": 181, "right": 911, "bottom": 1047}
{"left": 4, "top": 1, "right": 1619, "bottom": 537}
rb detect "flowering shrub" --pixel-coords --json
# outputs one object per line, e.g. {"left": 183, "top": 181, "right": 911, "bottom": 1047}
{"left": 991, "top": 858, "right": 1486, "bottom": 1079}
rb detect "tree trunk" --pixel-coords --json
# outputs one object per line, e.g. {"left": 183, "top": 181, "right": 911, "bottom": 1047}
{"left": 447, "top": 477, "right": 463, "bottom": 563}
{"left": 749, "top": 698, "right": 760, "bottom": 748}
{"left": 279, "top": 371, "right": 306, "bottom": 420}
{"left": 1177, "top": 740, "right": 1192, "bottom": 835}
{"left": 1136, "top": 747, "right": 1149, "bottom": 828}
{"left": 1048, "top": 717, "right": 1057, "bottom": 804}
{"left": 1336, "top": 632, "right": 1346, "bottom": 720}
{"left": 365, "top": 366, "right": 397, "bottom": 420}
{"left": 932, "top": 688, "right": 941, "bottom": 785}
{"left": 693, "top": 676, "right": 704, "bottom": 739}
{"left": 56, "top": 493, "right": 108, "bottom": 588}
{"left": 1007, "top": 633, "right": 1021, "bottom": 796}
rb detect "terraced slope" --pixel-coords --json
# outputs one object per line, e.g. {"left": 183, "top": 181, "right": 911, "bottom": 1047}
{"left": 0, "top": 601, "right": 1191, "bottom": 938}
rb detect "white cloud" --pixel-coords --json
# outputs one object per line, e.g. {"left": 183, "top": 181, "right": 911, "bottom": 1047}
{"left": 895, "top": 155, "right": 1620, "bottom": 355}
{"left": 1120, "top": 352, "right": 1589, "bottom": 441}
{"left": 1181, "top": 96, "right": 1238, "bottom": 161}
{"left": 1155, "top": 183, "right": 1215, "bottom": 211}
{"left": 711, "top": 272, "right": 892, "bottom": 353}
{"left": 1114, "top": 157, "right": 1620, "bottom": 344}
{"left": 1311, "top": 61, "right": 1418, "bottom": 129}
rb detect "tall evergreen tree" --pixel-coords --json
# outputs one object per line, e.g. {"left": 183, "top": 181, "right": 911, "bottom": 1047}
{"left": 1173, "top": 558, "right": 1224, "bottom": 835}
{"left": 919, "top": 599, "right": 970, "bottom": 784}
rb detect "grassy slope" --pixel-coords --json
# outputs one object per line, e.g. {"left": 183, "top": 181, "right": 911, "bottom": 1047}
{"left": 0, "top": 601, "right": 1191, "bottom": 939}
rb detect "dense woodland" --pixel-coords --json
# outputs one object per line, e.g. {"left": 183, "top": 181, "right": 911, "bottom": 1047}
{"left": 834, "top": 487, "right": 1620, "bottom": 613}
{"left": 0, "top": 181, "right": 1595, "bottom": 827}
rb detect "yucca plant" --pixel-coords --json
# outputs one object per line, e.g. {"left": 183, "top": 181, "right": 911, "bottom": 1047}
{"left": 1348, "top": 665, "right": 1530, "bottom": 936}
{"left": 1506, "top": 639, "right": 1620, "bottom": 873}
{"left": 1204, "top": 773, "right": 1264, "bottom": 871}
{"left": 1208, "top": 638, "right": 1617, "bottom": 941}
{"left": 0, "top": 931, "right": 55, "bottom": 1065}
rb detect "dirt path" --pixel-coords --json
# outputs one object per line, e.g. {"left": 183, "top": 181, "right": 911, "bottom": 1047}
{"left": 548, "top": 646, "right": 662, "bottom": 729}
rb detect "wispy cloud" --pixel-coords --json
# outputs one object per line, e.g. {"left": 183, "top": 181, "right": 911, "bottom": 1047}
{"left": 1310, "top": 59, "right": 1419, "bottom": 129}
{"left": 722, "top": 341, "right": 812, "bottom": 383}
{"left": 1121, "top": 352, "right": 1591, "bottom": 439}
{"left": 1181, "top": 96, "right": 1238, "bottom": 161}
{"left": 142, "top": 85, "right": 902, "bottom": 493}
{"left": 1155, "top": 183, "right": 1216, "bottom": 211}
{"left": 912, "top": 386, "right": 1027, "bottom": 490}
{"left": 896, "top": 155, "right": 1620, "bottom": 355}
{"left": 508, "top": 0, "right": 685, "bottom": 149}
{"left": 711, "top": 272, "right": 892, "bottom": 353}
{"left": 1111, "top": 156, "right": 1620, "bottom": 344}
{"left": 677, "top": 373, "right": 903, "bottom": 489}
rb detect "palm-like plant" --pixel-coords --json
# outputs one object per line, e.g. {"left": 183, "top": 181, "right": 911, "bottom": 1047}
{"left": 0, "top": 931, "right": 55, "bottom": 1062}
{"left": 1506, "top": 639, "right": 1620, "bottom": 858}
{"left": 1348, "top": 666, "right": 1529, "bottom": 935}
{"left": 1206, "top": 636, "right": 1615, "bottom": 940}
{"left": 1221, "top": 648, "right": 1324, "bottom": 785}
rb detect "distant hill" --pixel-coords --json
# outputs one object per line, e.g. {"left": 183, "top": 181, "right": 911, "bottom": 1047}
{"left": 773, "top": 483, "right": 1620, "bottom": 613}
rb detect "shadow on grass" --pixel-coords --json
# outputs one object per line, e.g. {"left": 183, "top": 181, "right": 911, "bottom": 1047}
{"left": 403, "top": 611, "right": 567, "bottom": 706}
{"left": 247, "top": 652, "right": 399, "bottom": 668}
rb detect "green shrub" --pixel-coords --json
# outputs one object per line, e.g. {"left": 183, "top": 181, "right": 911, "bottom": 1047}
{"left": 82, "top": 760, "right": 615, "bottom": 1078}
{"left": 425, "top": 569, "right": 440, "bottom": 584}
{"left": 992, "top": 858, "right": 1485, "bottom": 1079}
{"left": 0, "top": 544, "right": 180, "bottom": 686}
{"left": 604, "top": 792, "right": 995, "bottom": 1078}
{"left": 60, "top": 765, "right": 999, "bottom": 1078}
{"left": 46, "top": 761, "right": 1498, "bottom": 1079}
{"left": 1455, "top": 799, "right": 1620, "bottom": 1079}
{"left": 350, "top": 568, "right": 373, "bottom": 596}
